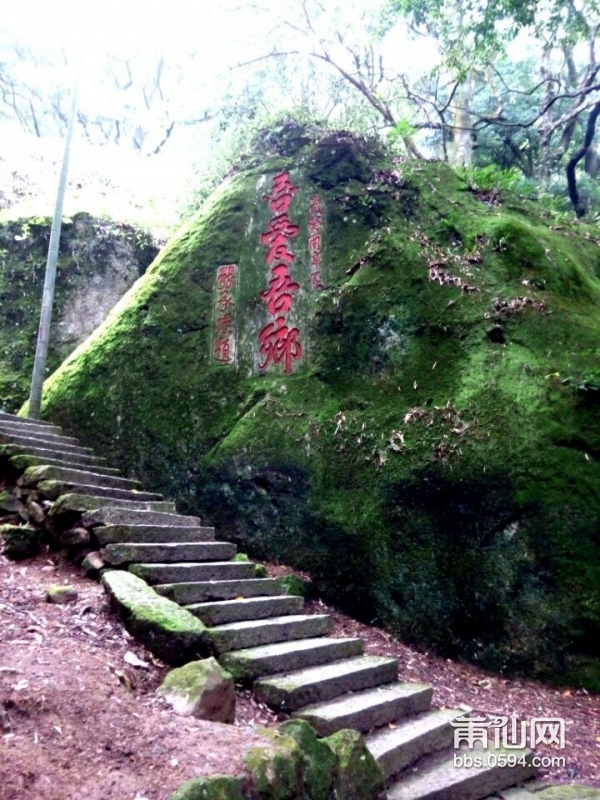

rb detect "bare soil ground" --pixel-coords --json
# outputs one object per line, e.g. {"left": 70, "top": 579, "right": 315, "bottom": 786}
{"left": 1, "top": 552, "right": 598, "bottom": 800}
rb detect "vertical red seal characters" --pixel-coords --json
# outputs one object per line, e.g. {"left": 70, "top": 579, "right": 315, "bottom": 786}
{"left": 308, "top": 195, "right": 324, "bottom": 289}
{"left": 258, "top": 172, "right": 303, "bottom": 374}
{"left": 213, "top": 263, "right": 237, "bottom": 364}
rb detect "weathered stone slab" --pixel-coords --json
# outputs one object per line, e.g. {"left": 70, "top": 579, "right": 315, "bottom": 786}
{"left": 20, "top": 465, "right": 140, "bottom": 490}
{"left": 50, "top": 494, "right": 175, "bottom": 516}
{"left": 254, "top": 655, "right": 398, "bottom": 712}
{"left": 208, "top": 614, "right": 332, "bottom": 654}
{"left": 387, "top": 747, "right": 536, "bottom": 800}
{"left": 36, "top": 480, "right": 161, "bottom": 502}
{"left": 9, "top": 453, "right": 120, "bottom": 476}
{"left": 296, "top": 681, "right": 433, "bottom": 736}
{"left": 95, "top": 524, "right": 215, "bottom": 546}
{"left": 366, "top": 708, "right": 460, "bottom": 778}
{"left": 154, "top": 577, "right": 282, "bottom": 604}
{"left": 130, "top": 561, "right": 255, "bottom": 585}
{"left": 81, "top": 507, "right": 197, "bottom": 527}
{"left": 186, "top": 595, "right": 303, "bottom": 626}
{"left": 102, "top": 541, "right": 236, "bottom": 565}
{"left": 220, "top": 637, "right": 364, "bottom": 682}
{"left": 102, "top": 570, "right": 207, "bottom": 664}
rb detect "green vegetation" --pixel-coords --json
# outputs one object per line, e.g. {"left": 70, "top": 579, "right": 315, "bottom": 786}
{"left": 0, "top": 213, "right": 156, "bottom": 412}
{"left": 38, "top": 126, "right": 600, "bottom": 689}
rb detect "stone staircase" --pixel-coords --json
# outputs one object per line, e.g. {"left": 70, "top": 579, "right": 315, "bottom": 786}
{"left": 0, "top": 410, "right": 538, "bottom": 800}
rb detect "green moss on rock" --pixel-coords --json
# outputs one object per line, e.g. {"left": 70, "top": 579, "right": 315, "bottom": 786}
{"left": 279, "top": 719, "right": 336, "bottom": 800}
{"left": 0, "top": 213, "right": 157, "bottom": 412}
{"left": 102, "top": 570, "right": 207, "bottom": 664}
{"left": 0, "top": 524, "right": 40, "bottom": 559}
{"left": 169, "top": 775, "right": 244, "bottom": 800}
{"left": 159, "top": 658, "right": 235, "bottom": 723}
{"left": 36, "top": 127, "right": 600, "bottom": 688}
{"left": 243, "top": 728, "right": 304, "bottom": 800}
{"left": 324, "top": 729, "right": 384, "bottom": 800}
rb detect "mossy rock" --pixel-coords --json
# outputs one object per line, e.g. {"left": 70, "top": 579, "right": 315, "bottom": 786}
{"left": 324, "top": 729, "right": 384, "bottom": 800}
{"left": 159, "top": 658, "right": 235, "bottom": 723}
{"left": 0, "top": 524, "right": 40, "bottom": 559}
{"left": 35, "top": 126, "right": 600, "bottom": 688}
{"left": 0, "top": 213, "right": 157, "bottom": 412}
{"left": 169, "top": 775, "right": 244, "bottom": 800}
{"left": 102, "top": 570, "right": 207, "bottom": 664}
{"left": 243, "top": 728, "right": 304, "bottom": 800}
{"left": 279, "top": 719, "right": 336, "bottom": 800}
{"left": 279, "top": 575, "right": 309, "bottom": 598}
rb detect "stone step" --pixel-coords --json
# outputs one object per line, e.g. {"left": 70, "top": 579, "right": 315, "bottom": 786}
{"left": 186, "top": 595, "right": 304, "bottom": 626}
{"left": 9, "top": 453, "right": 121, "bottom": 476}
{"left": 254, "top": 655, "right": 399, "bottom": 713}
{"left": 367, "top": 708, "right": 460, "bottom": 779}
{"left": 0, "top": 411, "right": 59, "bottom": 430}
{"left": 0, "top": 418, "right": 63, "bottom": 436}
{"left": 49, "top": 494, "right": 177, "bottom": 517}
{"left": 0, "top": 429, "right": 80, "bottom": 447}
{"left": 387, "top": 747, "right": 536, "bottom": 800}
{"left": 96, "top": 525, "right": 216, "bottom": 546}
{"left": 295, "top": 681, "right": 433, "bottom": 736}
{"left": 81, "top": 507, "right": 200, "bottom": 527}
{"left": 208, "top": 614, "right": 332, "bottom": 654}
{"left": 0, "top": 443, "right": 108, "bottom": 467}
{"left": 20, "top": 465, "right": 140, "bottom": 490}
{"left": 130, "top": 560, "right": 256, "bottom": 585}
{"left": 220, "top": 637, "right": 364, "bottom": 682}
{"left": 154, "top": 577, "right": 283, "bottom": 604}
{"left": 0, "top": 431, "right": 94, "bottom": 455}
{"left": 37, "top": 480, "right": 162, "bottom": 502}
{"left": 102, "top": 541, "right": 237, "bottom": 565}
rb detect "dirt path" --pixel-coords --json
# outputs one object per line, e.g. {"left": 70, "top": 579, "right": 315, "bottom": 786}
{"left": 0, "top": 551, "right": 274, "bottom": 800}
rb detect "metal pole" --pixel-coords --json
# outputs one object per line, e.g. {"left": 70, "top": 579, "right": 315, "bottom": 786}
{"left": 28, "top": 72, "right": 79, "bottom": 419}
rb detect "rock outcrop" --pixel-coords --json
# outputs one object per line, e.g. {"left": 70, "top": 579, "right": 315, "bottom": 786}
{"left": 33, "top": 124, "right": 600, "bottom": 690}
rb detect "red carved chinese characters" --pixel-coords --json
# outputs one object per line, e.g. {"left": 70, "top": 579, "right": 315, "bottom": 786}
{"left": 258, "top": 316, "right": 303, "bottom": 374}
{"left": 308, "top": 195, "right": 324, "bottom": 289}
{"left": 258, "top": 172, "right": 302, "bottom": 374}
{"left": 214, "top": 264, "right": 237, "bottom": 364}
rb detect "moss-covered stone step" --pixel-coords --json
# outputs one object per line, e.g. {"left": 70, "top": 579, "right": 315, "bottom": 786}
{"left": 20, "top": 465, "right": 141, "bottom": 490}
{"left": 0, "top": 411, "right": 57, "bottom": 428}
{"left": 0, "top": 443, "right": 108, "bottom": 469}
{"left": 254, "top": 655, "right": 399, "bottom": 713}
{"left": 295, "top": 681, "right": 433, "bottom": 736}
{"left": 0, "top": 429, "right": 80, "bottom": 447}
{"left": 0, "top": 418, "right": 63, "bottom": 436}
{"left": 185, "top": 595, "right": 304, "bottom": 626}
{"left": 366, "top": 708, "right": 460, "bottom": 779}
{"left": 50, "top": 495, "right": 176, "bottom": 516}
{"left": 96, "top": 524, "right": 216, "bottom": 546}
{"left": 102, "top": 541, "right": 237, "bottom": 565}
{"left": 208, "top": 614, "right": 332, "bottom": 654}
{"left": 154, "top": 577, "right": 282, "bottom": 604}
{"left": 102, "top": 570, "right": 207, "bottom": 665}
{"left": 9, "top": 453, "right": 121, "bottom": 476}
{"left": 37, "top": 480, "right": 162, "bottom": 502}
{"left": 81, "top": 507, "right": 201, "bottom": 527}
{"left": 130, "top": 560, "right": 256, "bottom": 585}
{"left": 387, "top": 747, "right": 536, "bottom": 800}
{"left": 220, "top": 636, "right": 365, "bottom": 681}
{"left": 0, "top": 431, "right": 94, "bottom": 455}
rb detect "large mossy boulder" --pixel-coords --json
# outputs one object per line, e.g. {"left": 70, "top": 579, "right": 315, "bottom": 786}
{"left": 35, "top": 124, "right": 600, "bottom": 689}
{"left": 0, "top": 212, "right": 157, "bottom": 411}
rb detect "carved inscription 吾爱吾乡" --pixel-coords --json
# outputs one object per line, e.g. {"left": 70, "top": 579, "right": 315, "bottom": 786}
{"left": 258, "top": 172, "right": 303, "bottom": 374}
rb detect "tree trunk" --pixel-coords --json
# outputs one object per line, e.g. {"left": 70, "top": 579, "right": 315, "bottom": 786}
{"left": 450, "top": 74, "right": 475, "bottom": 167}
